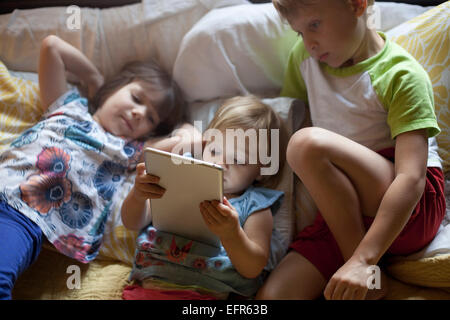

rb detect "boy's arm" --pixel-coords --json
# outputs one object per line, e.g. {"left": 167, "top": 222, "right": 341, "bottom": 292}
{"left": 325, "top": 129, "right": 429, "bottom": 299}
{"left": 38, "top": 35, "right": 104, "bottom": 111}
{"left": 352, "top": 129, "right": 428, "bottom": 264}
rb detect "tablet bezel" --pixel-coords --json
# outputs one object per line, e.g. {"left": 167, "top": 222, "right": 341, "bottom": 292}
{"left": 143, "top": 147, "right": 224, "bottom": 247}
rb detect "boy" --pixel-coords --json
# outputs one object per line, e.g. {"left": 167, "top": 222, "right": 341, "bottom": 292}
{"left": 257, "top": 0, "right": 445, "bottom": 300}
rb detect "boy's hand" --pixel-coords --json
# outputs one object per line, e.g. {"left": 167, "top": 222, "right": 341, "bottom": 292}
{"left": 132, "top": 163, "right": 166, "bottom": 201}
{"left": 199, "top": 197, "right": 240, "bottom": 240}
{"left": 324, "top": 258, "right": 371, "bottom": 300}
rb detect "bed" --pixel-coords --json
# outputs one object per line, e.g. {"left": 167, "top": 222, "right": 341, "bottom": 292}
{"left": 0, "top": 0, "right": 449, "bottom": 300}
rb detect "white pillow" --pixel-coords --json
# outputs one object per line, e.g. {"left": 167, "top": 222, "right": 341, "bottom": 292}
{"left": 172, "top": 2, "right": 435, "bottom": 103}
{"left": 375, "top": 2, "right": 433, "bottom": 32}
{"left": 173, "top": 3, "right": 298, "bottom": 102}
{"left": 0, "top": 0, "right": 248, "bottom": 79}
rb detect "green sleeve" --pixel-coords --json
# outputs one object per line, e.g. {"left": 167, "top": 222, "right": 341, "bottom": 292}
{"left": 372, "top": 50, "right": 440, "bottom": 139}
{"left": 280, "top": 38, "right": 309, "bottom": 103}
{"left": 387, "top": 67, "right": 439, "bottom": 139}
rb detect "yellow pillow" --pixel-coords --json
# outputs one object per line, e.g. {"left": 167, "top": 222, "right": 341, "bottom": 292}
{"left": 387, "top": 2, "right": 450, "bottom": 173}
{"left": 387, "top": 253, "right": 450, "bottom": 288}
{"left": 0, "top": 61, "right": 43, "bottom": 151}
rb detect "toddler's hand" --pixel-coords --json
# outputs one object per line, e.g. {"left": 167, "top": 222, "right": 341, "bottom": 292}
{"left": 199, "top": 197, "right": 240, "bottom": 240}
{"left": 132, "top": 163, "right": 165, "bottom": 201}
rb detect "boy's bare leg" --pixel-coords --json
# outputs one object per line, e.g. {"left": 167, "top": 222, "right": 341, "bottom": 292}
{"left": 286, "top": 127, "right": 395, "bottom": 261}
{"left": 256, "top": 251, "right": 327, "bottom": 300}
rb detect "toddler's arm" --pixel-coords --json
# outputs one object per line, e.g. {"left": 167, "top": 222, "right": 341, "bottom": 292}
{"left": 121, "top": 163, "right": 166, "bottom": 231}
{"left": 200, "top": 198, "right": 272, "bottom": 279}
{"left": 38, "top": 35, "right": 104, "bottom": 110}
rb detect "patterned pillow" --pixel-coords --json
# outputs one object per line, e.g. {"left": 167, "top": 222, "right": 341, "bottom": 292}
{"left": 0, "top": 61, "right": 42, "bottom": 151}
{"left": 387, "top": 2, "right": 450, "bottom": 173}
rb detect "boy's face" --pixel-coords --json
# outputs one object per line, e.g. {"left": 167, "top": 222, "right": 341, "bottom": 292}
{"left": 287, "top": 0, "right": 366, "bottom": 68}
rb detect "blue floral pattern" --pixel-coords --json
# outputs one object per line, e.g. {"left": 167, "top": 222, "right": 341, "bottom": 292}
{"left": 59, "top": 192, "right": 93, "bottom": 229}
{"left": 11, "top": 122, "right": 44, "bottom": 148}
{"left": 93, "top": 161, "right": 126, "bottom": 201}
{"left": 64, "top": 125, "right": 103, "bottom": 152}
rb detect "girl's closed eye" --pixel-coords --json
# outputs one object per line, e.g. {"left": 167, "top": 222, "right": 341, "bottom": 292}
{"left": 131, "top": 92, "right": 141, "bottom": 104}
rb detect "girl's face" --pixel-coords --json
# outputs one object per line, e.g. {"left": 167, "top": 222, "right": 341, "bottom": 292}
{"left": 287, "top": 0, "right": 366, "bottom": 68}
{"left": 203, "top": 131, "right": 261, "bottom": 196}
{"left": 93, "top": 81, "right": 161, "bottom": 140}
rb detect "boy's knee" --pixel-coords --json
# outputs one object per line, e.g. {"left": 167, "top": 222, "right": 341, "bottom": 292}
{"left": 286, "top": 127, "right": 328, "bottom": 168}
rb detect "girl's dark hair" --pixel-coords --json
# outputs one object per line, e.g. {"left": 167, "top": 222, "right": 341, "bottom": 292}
{"left": 90, "top": 60, "right": 186, "bottom": 138}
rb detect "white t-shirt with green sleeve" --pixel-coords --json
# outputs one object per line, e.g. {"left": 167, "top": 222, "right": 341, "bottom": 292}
{"left": 281, "top": 32, "right": 442, "bottom": 168}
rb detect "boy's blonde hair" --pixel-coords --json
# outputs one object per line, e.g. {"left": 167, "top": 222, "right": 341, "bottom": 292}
{"left": 206, "top": 95, "right": 288, "bottom": 189}
{"left": 273, "top": 0, "right": 374, "bottom": 20}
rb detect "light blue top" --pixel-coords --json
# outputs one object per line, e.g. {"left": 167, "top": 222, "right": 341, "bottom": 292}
{"left": 130, "top": 185, "right": 284, "bottom": 297}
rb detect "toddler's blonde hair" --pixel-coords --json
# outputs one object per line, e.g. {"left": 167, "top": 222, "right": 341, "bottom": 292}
{"left": 206, "top": 95, "right": 288, "bottom": 189}
{"left": 273, "top": 0, "right": 375, "bottom": 20}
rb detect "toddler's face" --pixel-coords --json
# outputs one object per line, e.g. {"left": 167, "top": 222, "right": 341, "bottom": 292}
{"left": 287, "top": 0, "right": 366, "bottom": 68}
{"left": 93, "top": 81, "right": 160, "bottom": 140}
{"left": 203, "top": 133, "right": 261, "bottom": 196}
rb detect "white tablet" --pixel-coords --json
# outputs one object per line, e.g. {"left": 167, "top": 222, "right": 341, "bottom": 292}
{"left": 144, "top": 147, "right": 223, "bottom": 248}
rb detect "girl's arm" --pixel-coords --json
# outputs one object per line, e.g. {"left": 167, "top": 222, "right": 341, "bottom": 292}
{"left": 200, "top": 198, "right": 273, "bottom": 279}
{"left": 38, "top": 35, "right": 104, "bottom": 111}
{"left": 141, "top": 122, "right": 203, "bottom": 157}
{"left": 121, "top": 163, "right": 165, "bottom": 231}
{"left": 324, "top": 129, "right": 429, "bottom": 299}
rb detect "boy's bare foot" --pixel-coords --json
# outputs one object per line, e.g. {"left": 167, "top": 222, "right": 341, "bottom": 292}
{"left": 365, "top": 270, "right": 389, "bottom": 300}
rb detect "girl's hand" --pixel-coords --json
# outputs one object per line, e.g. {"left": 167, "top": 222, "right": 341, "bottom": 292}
{"left": 199, "top": 197, "right": 240, "bottom": 240}
{"left": 171, "top": 123, "right": 203, "bottom": 155}
{"left": 323, "top": 258, "right": 372, "bottom": 300}
{"left": 132, "top": 163, "right": 166, "bottom": 201}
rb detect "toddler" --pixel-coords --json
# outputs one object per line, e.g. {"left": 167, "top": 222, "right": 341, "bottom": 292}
{"left": 121, "top": 96, "right": 288, "bottom": 299}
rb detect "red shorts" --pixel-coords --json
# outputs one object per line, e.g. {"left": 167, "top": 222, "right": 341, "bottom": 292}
{"left": 289, "top": 148, "right": 446, "bottom": 281}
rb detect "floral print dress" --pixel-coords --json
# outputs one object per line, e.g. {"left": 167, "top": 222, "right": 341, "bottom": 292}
{"left": 0, "top": 90, "right": 143, "bottom": 263}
